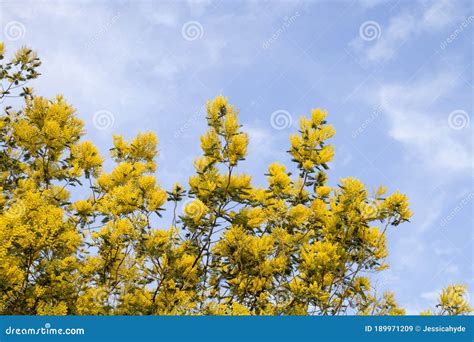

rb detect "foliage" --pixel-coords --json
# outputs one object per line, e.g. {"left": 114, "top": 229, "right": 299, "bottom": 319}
{"left": 0, "top": 43, "right": 471, "bottom": 316}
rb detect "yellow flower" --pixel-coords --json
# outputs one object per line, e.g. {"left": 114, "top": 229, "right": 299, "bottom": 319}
{"left": 224, "top": 111, "right": 239, "bottom": 137}
{"left": 382, "top": 191, "right": 413, "bottom": 223}
{"left": 438, "top": 284, "right": 472, "bottom": 315}
{"left": 227, "top": 133, "right": 248, "bottom": 166}
{"left": 289, "top": 134, "right": 301, "bottom": 148}
{"left": 206, "top": 95, "right": 228, "bottom": 128}
{"left": 311, "top": 108, "right": 327, "bottom": 125}
{"left": 70, "top": 141, "right": 103, "bottom": 176}
{"left": 112, "top": 132, "right": 158, "bottom": 169}
{"left": 147, "top": 189, "right": 167, "bottom": 211}
{"left": 354, "top": 277, "right": 370, "bottom": 292}
{"left": 200, "top": 128, "right": 221, "bottom": 160}
{"left": 318, "top": 145, "right": 335, "bottom": 164}
{"left": 73, "top": 200, "right": 93, "bottom": 215}
{"left": 247, "top": 208, "right": 266, "bottom": 227}
{"left": 316, "top": 186, "right": 331, "bottom": 198}
{"left": 267, "top": 163, "right": 291, "bottom": 192}
{"left": 302, "top": 160, "right": 314, "bottom": 171}
{"left": 288, "top": 204, "right": 310, "bottom": 226}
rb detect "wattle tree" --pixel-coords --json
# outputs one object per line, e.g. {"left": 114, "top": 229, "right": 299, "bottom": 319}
{"left": 0, "top": 42, "right": 471, "bottom": 316}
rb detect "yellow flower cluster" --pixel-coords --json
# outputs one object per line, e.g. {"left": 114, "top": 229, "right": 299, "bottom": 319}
{"left": 267, "top": 163, "right": 292, "bottom": 194}
{"left": 112, "top": 132, "right": 158, "bottom": 171}
{"left": 70, "top": 141, "right": 103, "bottom": 177}
{"left": 289, "top": 109, "right": 335, "bottom": 171}
{"left": 213, "top": 225, "right": 287, "bottom": 306}
{"left": 437, "top": 284, "right": 472, "bottom": 315}
{"left": 14, "top": 96, "right": 83, "bottom": 155}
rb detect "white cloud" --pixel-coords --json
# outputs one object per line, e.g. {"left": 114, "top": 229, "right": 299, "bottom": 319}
{"left": 186, "top": 0, "right": 214, "bottom": 16}
{"left": 377, "top": 71, "right": 472, "bottom": 174}
{"left": 358, "top": 0, "right": 386, "bottom": 10}
{"left": 420, "top": 289, "right": 439, "bottom": 301}
{"left": 351, "top": 0, "right": 465, "bottom": 63}
{"left": 144, "top": 9, "right": 178, "bottom": 28}
{"left": 246, "top": 125, "right": 281, "bottom": 160}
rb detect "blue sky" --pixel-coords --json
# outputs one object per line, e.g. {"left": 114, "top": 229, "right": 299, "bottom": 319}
{"left": 1, "top": 0, "right": 472, "bottom": 314}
